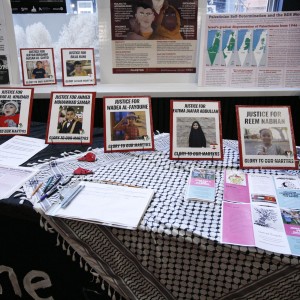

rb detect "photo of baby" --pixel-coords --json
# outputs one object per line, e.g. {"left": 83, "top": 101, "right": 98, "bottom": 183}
{"left": 0, "top": 100, "right": 21, "bottom": 127}
{"left": 243, "top": 127, "right": 291, "bottom": 156}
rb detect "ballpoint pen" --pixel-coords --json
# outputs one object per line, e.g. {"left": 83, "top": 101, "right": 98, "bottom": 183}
{"left": 42, "top": 175, "right": 62, "bottom": 194}
{"left": 61, "top": 184, "right": 85, "bottom": 208}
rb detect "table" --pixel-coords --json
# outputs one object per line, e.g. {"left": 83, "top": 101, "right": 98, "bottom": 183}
{"left": 20, "top": 129, "right": 300, "bottom": 300}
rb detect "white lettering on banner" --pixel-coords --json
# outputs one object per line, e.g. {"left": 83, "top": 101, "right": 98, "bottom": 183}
{"left": 0, "top": 265, "right": 53, "bottom": 299}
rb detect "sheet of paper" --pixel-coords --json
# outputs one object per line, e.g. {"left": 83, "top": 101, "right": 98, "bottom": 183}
{"left": 223, "top": 170, "right": 250, "bottom": 203}
{"left": 45, "top": 182, "right": 154, "bottom": 230}
{"left": 251, "top": 204, "right": 291, "bottom": 254}
{"left": 0, "top": 164, "right": 39, "bottom": 199}
{"left": 221, "top": 201, "right": 255, "bottom": 246}
{"left": 0, "top": 136, "right": 48, "bottom": 166}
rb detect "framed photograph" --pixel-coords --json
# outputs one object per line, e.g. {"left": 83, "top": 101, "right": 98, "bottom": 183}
{"left": 45, "top": 92, "right": 96, "bottom": 145}
{"left": 103, "top": 96, "right": 154, "bottom": 153}
{"left": 170, "top": 100, "right": 223, "bottom": 160}
{"left": 20, "top": 48, "right": 56, "bottom": 86}
{"left": 61, "top": 48, "right": 96, "bottom": 86}
{"left": 236, "top": 106, "right": 298, "bottom": 169}
{"left": 0, "top": 88, "right": 33, "bottom": 135}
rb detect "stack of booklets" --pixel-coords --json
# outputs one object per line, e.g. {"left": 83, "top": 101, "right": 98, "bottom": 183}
{"left": 221, "top": 169, "right": 300, "bottom": 256}
{"left": 185, "top": 167, "right": 216, "bottom": 202}
{"left": 36, "top": 181, "right": 155, "bottom": 230}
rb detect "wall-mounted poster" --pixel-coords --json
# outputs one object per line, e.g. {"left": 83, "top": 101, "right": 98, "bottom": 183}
{"left": 0, "top": 88, "right": 33, "bottom": 135}
{"left": 46, "top": 92, "right": 95, "bottom": 145}
{"left": 61, "top": 48, "right": 96, "bottom": 86}
{"left": 170, "top": 100, "right": 223, "bottom": 160}
{"left": 20, "top": 48, "right": 56, "bottom": 86}
{"left": 236, "top": 106, "right": 298, "bottom": 170}
{"left": 110, "top": 0, "right": 198, "bottom": 74}
{"left": 103, "top": 96, "right": 154, "bottom": 152}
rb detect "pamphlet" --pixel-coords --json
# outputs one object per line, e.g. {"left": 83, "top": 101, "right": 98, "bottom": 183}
{"left": 222, "top": 173, "right": 300, "bottom": 256}
{"left": 185, "top": 167, "right": 216, "bottom": 202}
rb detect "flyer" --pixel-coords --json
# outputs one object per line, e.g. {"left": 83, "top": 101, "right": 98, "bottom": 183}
{"left": 20, "top": 48, "right": 57, "bottom": 86}
{"left": 222, "top": 173, "right": 300, "bottom": 256}
{"left": 61, "top": 48, "right": 96, "bottom": 86}
{"left": 170, "top": 100, "right": 223, "bottom": 160}
{"left": 46, "top": 92, "right": 95, "bottom": 145}
{"left": 103, "top": 96, "right": 154, "bottom": 152}
{"left": 199, "top": 11, "right": 300, "bottom": 88}
{"left": 110, "top": 0, "right": 198, "bottom": 73}
{"left": 236, "top": 105, "right": 297, "bottom": 169}
{"left": 0, "top": 88, "right": 34, "bottom": 135}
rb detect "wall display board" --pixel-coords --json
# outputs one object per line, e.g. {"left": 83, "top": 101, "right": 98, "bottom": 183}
{"left": 109, "top": 0, "right": 198, "bottom": 74}
{"left": 46, "top": 92, "right": 95, "bottom": 145}
{"left": 0, "top": 88, "right": 33, "bottom": 135}
{"left": 170, "top": 100, "right": 223, "bottom": 160}
{"left": 20, "top": 48, "right": 56, "bottom": 86}
{"left": 236, "top": 105, "right": 297, "bottom": 169}
{"left": 199, "top": 11, "right": 300, "bottom": 88}
{"left": 103, "top": 96, "right": 154, "bottom": 152}
{"left": 0, "top": 0, "right": 20, "bottom": 84}
{"left": 61, "top": 48, "right": 96, "bottom": 87}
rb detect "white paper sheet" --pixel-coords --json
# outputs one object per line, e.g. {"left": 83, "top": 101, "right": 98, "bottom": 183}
{"left": 0, "top": 136, "right": 48, "bottom": 166}
{"left": 0, "top": 164, "right": 39, "bottom": 199}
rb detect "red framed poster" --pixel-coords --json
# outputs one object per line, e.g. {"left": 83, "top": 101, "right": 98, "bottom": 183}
{"left": 61, "top": 48, "right": 96, "bottom": 86}
{"left": 103, "top": 96, "right": 154, "bottom": 153}
{"left": 0, "top": 87, "right": 34, "bottom": 135}
{"left": 20, "top": 48, "right": 57, "bottom": 86}
{"left": 170, "top": 100, "right": 223, "bottom": 160}
{"left": 45, "top": 92, "right": 95, "bottom": 145}
{"left": 236, "top": 105, "right": 298, "bottom": 169}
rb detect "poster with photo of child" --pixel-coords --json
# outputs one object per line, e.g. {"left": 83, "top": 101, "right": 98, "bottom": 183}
{"left": 170, "top": 100, "right": 223, "bottom": 160}
{"left": 103, "top": 96, "right": 154, "bottom": 152}
{"left": 61, "top": 48, "right": 96, "bottom": 86}
{"left": 236, "top": 106, "right": 297, "bottom": 170}
{"left": 46, "top": 92, "right": 95, "bottom": 145}
{"left": 20, "top": 48, "right": 56, "bottom": 86}
{"left": 0, "top": 88, "right": 33, "bottom": 135}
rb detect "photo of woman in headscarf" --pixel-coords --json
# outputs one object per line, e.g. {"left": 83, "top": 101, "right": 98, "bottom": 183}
{"left": 189, "top": 121, "right": 206, "bottom": 147}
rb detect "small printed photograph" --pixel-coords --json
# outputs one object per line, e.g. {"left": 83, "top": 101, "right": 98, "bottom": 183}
{"left": 176, "top": 117, "right": 217, "bottom": 149}
{"left": 0, "top": 100, "right": 21, "bottom": 128}
{"left": 281, "top": 208, "right": 300, "bottom": 225}
{"left": 57, "top": 106, "right": 84, "bottom": 134}
{"left": 26, "top": 60, "right": 53, "bottom": 79}
{"left": 243, "top": 127, "right": 292, "bottom": 156}
{"left": 0, "top": 55, "right": 9, "bottom": 84}
{"left": 251, "top": 194, "right": 277, "bottom": 205}
{"left": 191, "top": 168, "right": 215, "bottom": 180}
{"left": 66, "top": 60, "right": 92, "bottom": 77}
{"left": 110, "top": 111, "right": 147, "bottom": 141}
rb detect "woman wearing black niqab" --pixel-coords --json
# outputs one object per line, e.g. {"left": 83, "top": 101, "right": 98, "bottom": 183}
{"left": 189, "top": 121, "right": 206, "bottom": 147}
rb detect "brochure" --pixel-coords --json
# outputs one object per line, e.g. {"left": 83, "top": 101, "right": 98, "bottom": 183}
{"left": 221, "top": 173, "right": 300, "bottom": 256}
{"left": 185, "top": 167, "right": 216, "bottom": 202}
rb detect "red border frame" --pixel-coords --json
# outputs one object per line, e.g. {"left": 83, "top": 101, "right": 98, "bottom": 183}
{"left": 0, "top": 87, "right": 34, "bottom": 136}
{"left": 20, "top": 48, "right": 57, "bottom": 86}
{"left": 170, "top": 100, "right": 223, "bottom": 160}
{"left": 61, "top": 48, "right": 97, "bottom": 87}
{"left": 103, "top": 95, "right": 154, "bottom": 153}
{"left": 45, "top": 91, "right": 96, "bottom": 145}
{"left": 236, "top": 105, "right": 298, "bottom": 170}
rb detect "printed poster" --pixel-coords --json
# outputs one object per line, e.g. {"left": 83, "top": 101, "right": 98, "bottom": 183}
{"left": 199, "top": 11, "right": 300, "bottom": 88}
{"left": 170, "top": 100, "right": 223, "bottom": 160}
{"left": 0, "top": 88, "right": 33, "bottom": 135}
{"left": 61, "top": 48, "right": 96, "bottom": 86}
{"left": 110, "top": 0, "right": 198, "bottom": 73}
{"left": 236, "top": 106, "right": 297, "bottom": 169}
{"left": 103, "top": 96, "right": 154, "bottom": 152}
{"left": 20, "top": 48, "right": 56, "bottom": 86}
{"left": 46, "top": 92, "right": 95, "bottom": 145}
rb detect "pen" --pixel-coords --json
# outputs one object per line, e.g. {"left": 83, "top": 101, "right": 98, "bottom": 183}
{"left": 43, "top": 175, "right": 62, "bottom": 194}
{"left": 61, "top": 185, "right": 85, "bottom": 208}
{"left": 30, "top": 183, "right": 43, "bottom": 198}
{"left": 38, "top": 187, "right": 59, "bottom": 202}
